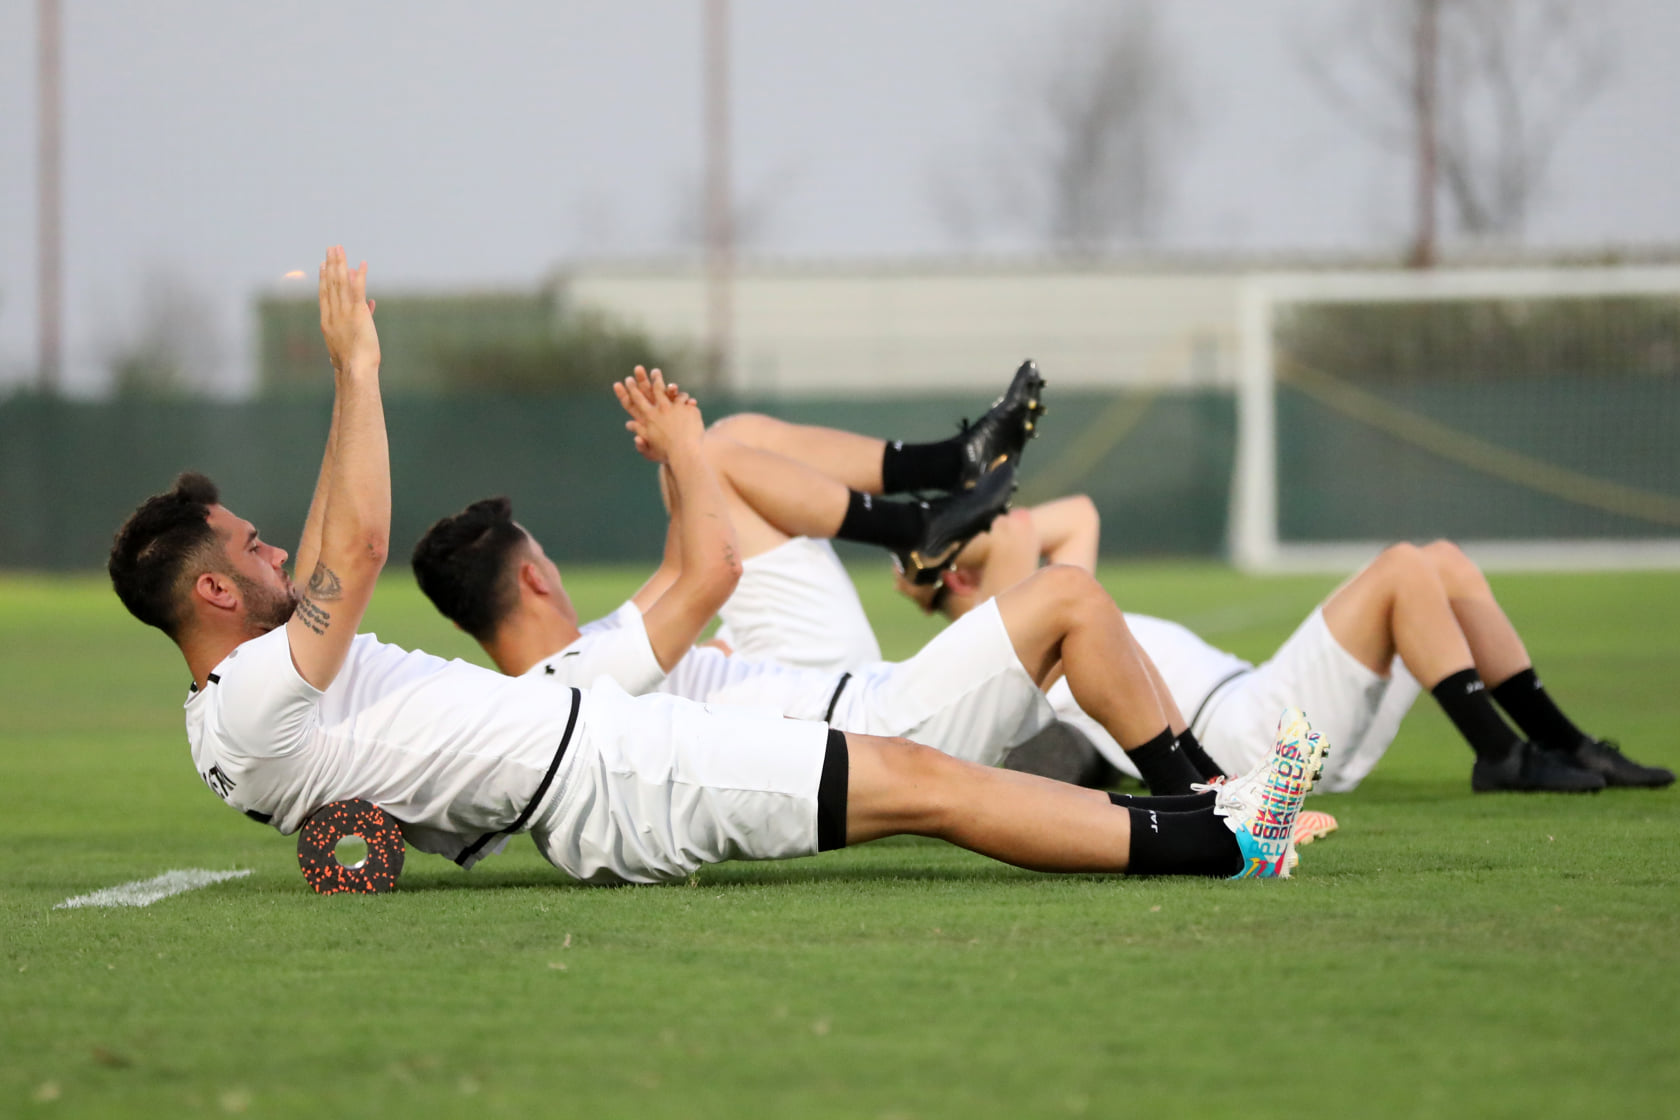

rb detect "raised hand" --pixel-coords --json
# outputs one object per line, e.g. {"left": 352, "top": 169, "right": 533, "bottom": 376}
{"left": 318, "top": 245, "right": 380, "bottom": 375}
{"left": 613, "top": 366, "right": 704, "bottom": 464}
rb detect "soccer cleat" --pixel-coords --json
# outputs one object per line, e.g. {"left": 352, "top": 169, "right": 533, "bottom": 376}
{"left": 1293, "top": 809, "right": 1339, "bottom": 846}
{"left": 893, "top": 461, "right": 1017, "bottom": 585}
{"left": 955, "top": 361, "right": 1046, "bottom": 488}
{"left": 1212, "top": 708, "right": 1330, "bottom": 880}
{"left": 1471, "top": 741, "right": 1605, "bottom": 793}
{"left": 1556, "top": 738, "right": 1674, "bottom": 789}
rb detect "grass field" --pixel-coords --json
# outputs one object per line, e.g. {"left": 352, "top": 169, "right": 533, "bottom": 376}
{"left": 3, "top": 563, "right": 1678, "bottom": 1119}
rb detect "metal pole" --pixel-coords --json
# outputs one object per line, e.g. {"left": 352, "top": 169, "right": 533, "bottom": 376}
{"left": 1409, "top": 0, "right": 1438, "bottom": 269}
{"left": 703, "top": 0, "right": 733, "bottom": 390}
{"left": 38, "top": 0, "right": 63, "bottom": 392}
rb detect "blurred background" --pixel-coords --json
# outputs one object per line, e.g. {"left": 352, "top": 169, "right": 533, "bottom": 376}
{"left": 1, "top": 0, "right": 1676, "bottom": 571}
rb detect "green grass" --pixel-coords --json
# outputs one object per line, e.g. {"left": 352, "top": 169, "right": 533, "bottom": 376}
{"left": 3, "top": 564, "right": 1678, "bottom": 1119}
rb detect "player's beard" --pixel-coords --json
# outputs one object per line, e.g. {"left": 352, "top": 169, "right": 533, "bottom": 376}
{"left": 232, "top": 570, "right": 298, "bottom": 634}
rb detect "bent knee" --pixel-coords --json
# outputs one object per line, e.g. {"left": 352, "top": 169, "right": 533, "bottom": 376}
{"left": 707, "top": 412, "right": 773, "bottom": 442}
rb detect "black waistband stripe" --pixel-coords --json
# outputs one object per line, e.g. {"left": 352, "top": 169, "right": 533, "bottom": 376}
{"left": 823, "top": 672, "right": 852, "bottom": 724}
{"left": 1189, "top": 668, "right": 1253, "bottom": 738}
{"left": 454, "top": 687, "right": 582, "bottom": 867}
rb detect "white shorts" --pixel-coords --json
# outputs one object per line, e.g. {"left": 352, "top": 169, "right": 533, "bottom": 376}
{"left": 835, "top": 599, "right": 1055, "bottom": 766}
{"left": 715, "top": 537, "right": 882, "bottom": 674}
{"left": 528, "top": 679, "right": 833, "bottom": 884}
{"left": 1197, "top": 608, "right": 1421, "bottom": 793}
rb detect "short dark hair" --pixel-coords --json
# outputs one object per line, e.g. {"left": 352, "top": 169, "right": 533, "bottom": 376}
{"left": 108, "top": 471, "right": 223, "bottom": 639}
{"left": 411, "top": 496, "right": 529, "bottom": 640}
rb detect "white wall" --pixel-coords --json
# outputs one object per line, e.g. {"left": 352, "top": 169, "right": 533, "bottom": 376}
{"left": 561, "top": 263, "right": 1245, "bottom": 397}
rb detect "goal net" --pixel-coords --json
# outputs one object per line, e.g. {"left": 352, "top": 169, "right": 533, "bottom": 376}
{"left": 1230, "top": 268, "right": 1680, "bottom": 572}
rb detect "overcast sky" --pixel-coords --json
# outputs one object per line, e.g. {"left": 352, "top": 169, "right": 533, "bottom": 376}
{"left": 0, "top": 0, "right": 1676, "bottom": 396}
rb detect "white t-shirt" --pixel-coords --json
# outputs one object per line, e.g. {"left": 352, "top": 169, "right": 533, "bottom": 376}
{"left": 714, "top": 537, "right": 882, "bottom": 673}
{"left": 1125, "top": 614, "right": 1252, "bottom": 715}
{"left": 528, "top": 602, "right": 840, "bottom": 720}
{"left": 185, "top": 626, "right": 581, "bottom": 866}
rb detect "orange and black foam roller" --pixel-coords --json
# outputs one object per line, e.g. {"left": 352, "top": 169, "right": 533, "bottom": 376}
{"left": 296, "top": 799, "right": 404, "bottom": 894}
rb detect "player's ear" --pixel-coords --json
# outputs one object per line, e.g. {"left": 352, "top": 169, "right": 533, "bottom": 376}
{"left": 944, "top": 567, "right": 980, "bottom": 595}
{"left": 518, "top": 560, "right": 548, "bottom": 597}
{"left": 194, "top": 570, "right": 239, "bottom": 612}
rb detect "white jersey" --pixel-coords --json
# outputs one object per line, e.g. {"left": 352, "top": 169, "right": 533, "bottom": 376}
{"left": 185, "top": 626, "right": 582, "bottom": 867}
{"left": 530, "top": 599, "right": 1051, "bottom": 767}
{"left": 1046, "top": 613, "right": 1252, "bottom": 779}
{"left": 530, "top": 601, "right": 841, "bottom": 720}
{"left": 713, "top": 537, "right": 881, "bottom": 673}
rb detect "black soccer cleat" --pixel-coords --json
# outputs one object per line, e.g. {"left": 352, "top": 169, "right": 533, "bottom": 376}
{"left": 1471, "top": 741, "right": 1605, "bottom": 793}
{"left": 956, "top": 360, "right": 1046, "bottom": 488}
{"left": 1557, "top": 738, "right": 1674, "bottom": 789}
{"left": 894, "top": 461, "right": 1018, "bottom": 585}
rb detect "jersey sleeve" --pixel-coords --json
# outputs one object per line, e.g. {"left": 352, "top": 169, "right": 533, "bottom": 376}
{"left": 211, "top": 626, "right": 323, "bottom": 759}
{"left": 530, "top": 602, "right": 668, "bottom": 695}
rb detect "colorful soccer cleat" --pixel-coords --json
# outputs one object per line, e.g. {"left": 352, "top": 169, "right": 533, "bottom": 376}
{"left": 1212, "top": 708, "right": 1329, "bottom": 880}
{"left": 1293, "top": 809, "right": 1338, "bottom": 846}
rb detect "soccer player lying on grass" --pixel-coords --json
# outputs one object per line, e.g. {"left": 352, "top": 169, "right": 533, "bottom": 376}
{"left": 414, "top": 367, "right": 1244, "bottom": 799}
{"left": 106, "top": 246, "right": 1323, "bottom": 885}
{"left": 898, "top": 497, "right": 1673, "bottom": 794}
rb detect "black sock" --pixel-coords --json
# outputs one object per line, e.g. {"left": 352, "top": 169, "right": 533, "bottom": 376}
{"left": 1125, "top": 728, "right": 1204, "bottom": 796}
{"left": 881, "top": 438, "right": 964, "bottom": 493}
{"left": 1177, "top": 728, "right": 1226, "bottom": 781}
{"left": 1432, "top": 668, "right": 1524, "bottom": 761}
{"left": 1490, "top": 668, "right": 1588, "bottom": 752}
{"left": 835, "top": 491, "right": 927, "bottom": 550}
{"left": 1108, "top": 790, "right": 1217, "bottom": 811}
{"left": 1125, "top": 807, "right": 1244, "bottom": 877}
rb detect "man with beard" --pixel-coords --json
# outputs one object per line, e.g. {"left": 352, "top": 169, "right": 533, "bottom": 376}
{"left": 105, "top": 245, "right": 1326, "bottom": 884}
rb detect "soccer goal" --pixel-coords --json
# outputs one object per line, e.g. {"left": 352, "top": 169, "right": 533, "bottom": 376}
{"left": 1229, "top": 267, "right": 1680, "bottom": 572}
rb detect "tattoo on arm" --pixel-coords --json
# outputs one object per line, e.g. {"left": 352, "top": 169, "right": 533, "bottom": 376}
{"left": 294, "top": 562, "right": 342, "bottom": 636}
{"left": 305, "top": 562, "right": 345, "bottom": 600}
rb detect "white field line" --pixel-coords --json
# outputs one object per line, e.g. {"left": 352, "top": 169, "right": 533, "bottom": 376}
{"left": 55, "top": 869, "right": 252, "bottom": 910}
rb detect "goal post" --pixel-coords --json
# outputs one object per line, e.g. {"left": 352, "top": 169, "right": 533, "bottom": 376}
{"left": 1231, "top": 267, "right": 1680, "bottom": 573}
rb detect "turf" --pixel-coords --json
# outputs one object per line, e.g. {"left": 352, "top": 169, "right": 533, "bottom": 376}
{"left": 3, "top": 564, "right": 1678, "bottom": 1119}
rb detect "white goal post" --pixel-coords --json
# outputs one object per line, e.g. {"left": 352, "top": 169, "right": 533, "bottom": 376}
{"left": 1230, "top": 267, "right": 1680, "bottom": 573}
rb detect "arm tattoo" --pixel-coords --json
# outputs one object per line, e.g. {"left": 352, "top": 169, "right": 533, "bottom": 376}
{"left": 295, "top": 596, "right": 332, "bottom": 636}
{"left": 294, "top": 562, "right": 342, "bottom": 636}
{"left": 305, "top": 562, "right": 344, "bottom": 600}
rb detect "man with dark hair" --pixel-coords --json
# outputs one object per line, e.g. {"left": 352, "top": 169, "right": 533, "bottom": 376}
{"left": 109, "top": 245, "right": 1328, "bottom": 884}
{"left": 898, "top": 498, "right": 1673, "bottom": 794}
{"left": 109, "top": 471, "right": 232, "bottom": 638}
{"left": 412, "top": 374, "right": 1251, "bottom": 804}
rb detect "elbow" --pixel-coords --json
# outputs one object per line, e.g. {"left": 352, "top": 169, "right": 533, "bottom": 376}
{"left": 1067, "top": 494, "right": 1100, "bottom": 536}
{"left": 355, "top": 530, "right": 390, "bottom": 573}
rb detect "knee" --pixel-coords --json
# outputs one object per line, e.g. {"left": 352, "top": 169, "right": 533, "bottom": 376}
{"left": 1017, "top": 563, "right": 1101, "bottom": 621}
{"left": 1373, "top": 541, "right": 1432, "bottom": 585}
{"left": 862, "top": 738, "right": 963, "bottom": 832}
{"left": 1420, "top": 538, "right": 1485, "bottom": 588}
{"left": 707, "top": 412, "right": 772, "bottom": 444}
{"left": 1023, "top": 563, "right": 1122, "bottom": 638}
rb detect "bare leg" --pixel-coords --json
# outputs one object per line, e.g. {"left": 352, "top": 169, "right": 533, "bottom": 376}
{"left": 993, "top": 566, "right": 1183, "bottom": 749}
{"left": 844, "top": 734, "right": 1131, "bottom": 872}
{"left": 708, "top": 413, "right": 886, "bottom": 492}
{"left": 702, "top": 434, "right": 851, "bottom": 557}
{"left": 1419, "top": 539, "right": 1532, "bottom": 686}
{"left": 1320, "top": 542, "right": 1476, "bottom": 689}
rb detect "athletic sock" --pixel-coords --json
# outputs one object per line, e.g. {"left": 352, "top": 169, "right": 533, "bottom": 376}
{"left": 1125, "top": 807, "right": 1245, "bottom": 877}
{"left": 1490, "top": 668, "right": 1588, "bottom": 752}
{"left": 1124, "top": 728, "right": 1204, "bottom": 796}
{"left": 1432, "top": 668, "right": 1524, "bottom": 761}
{"left": 881, "top": 438, "right": 964, "bottom": 494}
{"left": 1177, "top": 728, "right": 1226, "bottom": 781}
{"left": 1108, "top": 790, "right": 1217, "bottom": 811}
{"left": 835, "top": 491, "right": 926, "bottom": 550}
